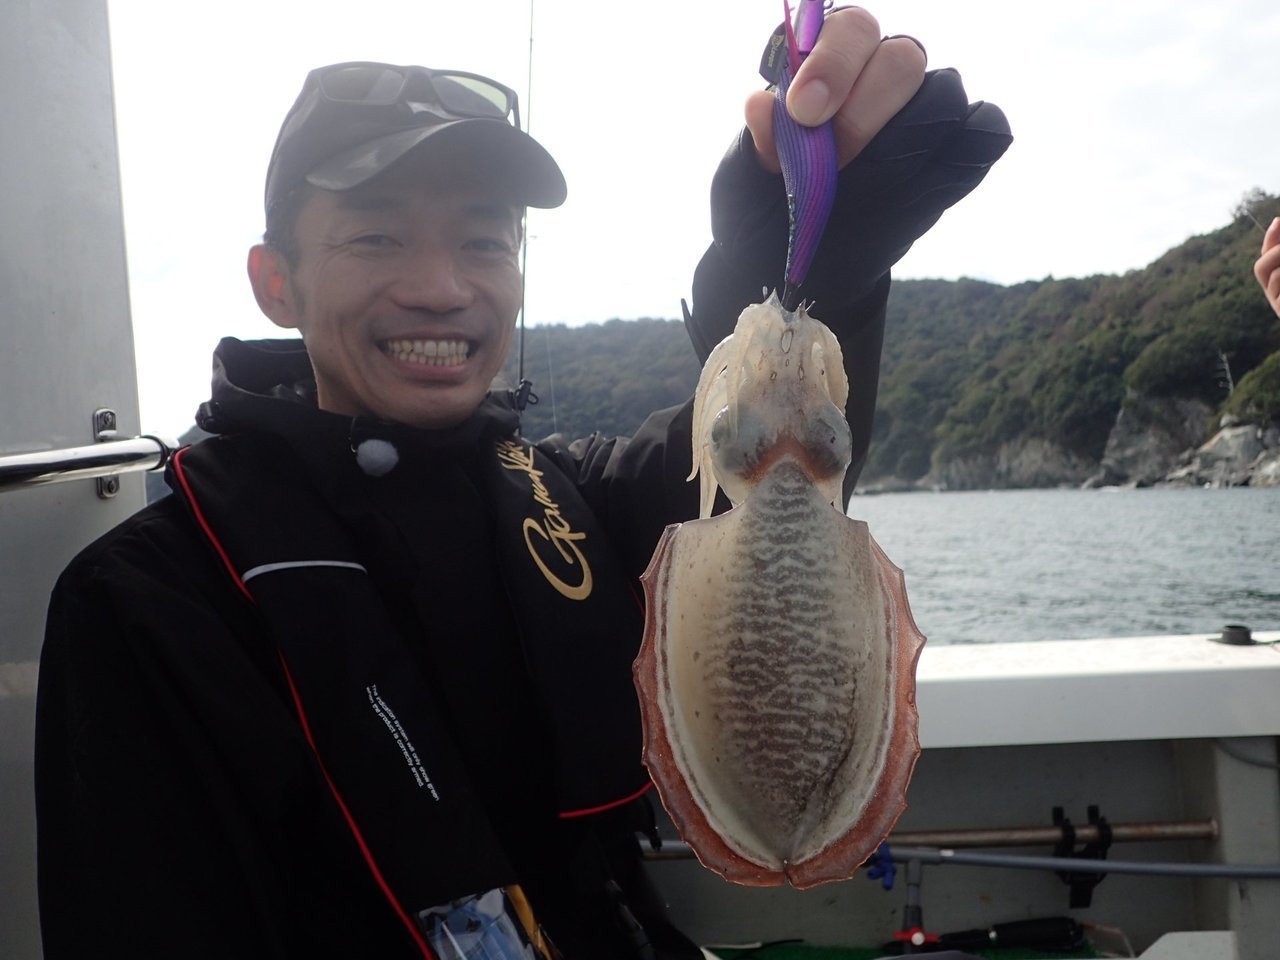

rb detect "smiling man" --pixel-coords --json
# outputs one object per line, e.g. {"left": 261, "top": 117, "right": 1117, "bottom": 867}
{"left": 248, "top": 70, "right": 554, "bottom": 430}
{"left": 36, "top": 18, "right": 1010, "bottom": 960}
{"left": 251, "top": 167, "right": 526, "bottom": 429}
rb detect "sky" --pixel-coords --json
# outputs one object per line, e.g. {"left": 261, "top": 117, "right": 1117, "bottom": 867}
{"left": 105, "top": 0, "right": 1280, "bottom": 438}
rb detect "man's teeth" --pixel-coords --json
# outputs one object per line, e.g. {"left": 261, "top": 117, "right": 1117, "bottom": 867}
{"left": 385, "top": 339, "right": 471, "bottom": 365}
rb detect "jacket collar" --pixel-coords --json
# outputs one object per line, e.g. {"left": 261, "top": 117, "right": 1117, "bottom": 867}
{"left": 195, "top": 336, "right": 523, "bottom": 461}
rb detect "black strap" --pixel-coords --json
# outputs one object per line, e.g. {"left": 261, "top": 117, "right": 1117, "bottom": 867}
{"left": 171, "top": 441, "right": 516, "bottom": 923}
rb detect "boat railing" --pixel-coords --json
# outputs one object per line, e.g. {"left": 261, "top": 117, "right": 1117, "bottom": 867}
{"left": 0, "top": 417, "right": 175, "bottom": 497}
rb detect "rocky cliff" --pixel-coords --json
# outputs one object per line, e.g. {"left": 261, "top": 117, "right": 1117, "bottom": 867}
{"left": 1160, "top": 421, "right": 1280, "bottom": 488}
{"left": 927, "top": 438, "right": 1096, "bottom": 491}
{"left": 875, "top": 394, "right": 1280, "bottom": 492}
{"left": 1090, "top": 392, "right": 1214, "bottom": 487}
{"left": 1093, "top": 392, "right": 1280, "bottom": 489}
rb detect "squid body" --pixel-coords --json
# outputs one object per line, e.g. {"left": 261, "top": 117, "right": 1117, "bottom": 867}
{"left": 634, "top": 294, "right": 926, "bottom": 888}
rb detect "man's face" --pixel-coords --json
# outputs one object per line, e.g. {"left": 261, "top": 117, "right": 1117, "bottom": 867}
{"left": 259, "top": 159, "right": 524, "bottom": 430}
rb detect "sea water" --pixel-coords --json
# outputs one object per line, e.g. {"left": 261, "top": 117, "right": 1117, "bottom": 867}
{"left": 849, "top": 486, "right": 1280, "bottom": 645}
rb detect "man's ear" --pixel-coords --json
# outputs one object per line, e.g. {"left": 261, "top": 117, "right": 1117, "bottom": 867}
{"left": 247, "top": 244, "right": 299, "bottom": 329}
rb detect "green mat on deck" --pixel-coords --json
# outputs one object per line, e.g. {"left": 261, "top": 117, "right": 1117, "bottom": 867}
{"left": 709, "top": 943, "right": 1103, "bottom": 960}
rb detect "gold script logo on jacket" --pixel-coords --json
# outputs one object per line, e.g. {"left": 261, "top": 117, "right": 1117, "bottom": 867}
{"left": 496, "top": 440, "right": 594, "bottom": 601}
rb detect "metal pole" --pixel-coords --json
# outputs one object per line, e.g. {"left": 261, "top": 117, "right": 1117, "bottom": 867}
{"left": 0, "top": 436, "right": 173, "bottom": 492}
{"left": 640, "top": 818, "right": 1218, "bottom": 861}
{"left": 890, "top": 846, "right": 1280, "bottom": 880}
{"left": 890, "top": 818, "right": 1217, "bottom": 849}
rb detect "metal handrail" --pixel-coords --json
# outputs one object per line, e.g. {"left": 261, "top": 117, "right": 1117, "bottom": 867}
{"left": 0, "top": 435, "right": 175, "bottom": 492}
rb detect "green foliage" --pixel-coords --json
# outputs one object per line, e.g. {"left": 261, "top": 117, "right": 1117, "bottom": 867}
{"left": 1125, "top": 288, "right": 1280, "bottom": 401}
{"left": 1232, "top": 186, "right": 1274, "bottom": 229}
{"left": 1224, "top": 350, "right": 1280, "bottom": 423}
{"left": 1024, "top": 326, "right": 1128, "bottom": 457}
{"left": 498, "top": 318, "right": 699, "bottom": 442}
{"left": 871, "top": 192, "right": 1280, "bottom": 476}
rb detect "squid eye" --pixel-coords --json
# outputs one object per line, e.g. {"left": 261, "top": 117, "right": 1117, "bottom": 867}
{"left": 802, "top": 402, "right": 853, "bottom": 479}
{"left": 711, "top": 404, "right": 772, "bottom": 476}
{"left": 709, "top": 406, "right": 733, "bottom": 451}
{"left": 708, "top": 407, "right": 753, "bottom": 508}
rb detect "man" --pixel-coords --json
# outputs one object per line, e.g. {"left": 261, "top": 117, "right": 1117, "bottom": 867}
{"left": 35, "top": 10, "right": 1009, "bottom": 958}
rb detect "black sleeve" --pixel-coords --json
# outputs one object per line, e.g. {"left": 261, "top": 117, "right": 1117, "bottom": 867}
{"left": 35, "top": 540, "right": 286, "bottom": 956}
{"left": 34, "top": 508, "right": 409, "bottom": 958}
{"left": 536, "top": 401, "right": 700, "bottom": 583}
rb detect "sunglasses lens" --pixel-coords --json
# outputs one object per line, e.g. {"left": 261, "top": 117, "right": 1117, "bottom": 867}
{"left": 431, "top": 73, "right": 513, "bottom": 119}
{"left": 316, "top": 65, "right": 515, "bottom": 123}
{"left": 319, "top": 65, "right": 406, "bottom": 104}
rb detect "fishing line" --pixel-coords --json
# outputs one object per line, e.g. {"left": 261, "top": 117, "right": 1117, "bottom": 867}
{"left": 513, "top": 0, "right": 561, "bottom": 432}
{"left": 515, "top": 0, "right": 540, "bottom": 414}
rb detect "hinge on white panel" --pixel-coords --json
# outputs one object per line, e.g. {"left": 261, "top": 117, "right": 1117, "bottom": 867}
{"left": 94, "top": 407, "right": 120, "bottom": 498}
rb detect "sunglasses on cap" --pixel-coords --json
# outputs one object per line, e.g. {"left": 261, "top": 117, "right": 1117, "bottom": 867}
{"left": 265, "top": 60, "right": 564, "bottom": 214}
{"left": 313, "top": 62, "right": 522, "bottom": 129}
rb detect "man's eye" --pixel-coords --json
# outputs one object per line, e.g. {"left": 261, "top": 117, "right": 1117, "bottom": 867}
{"left": 466, "top": 237, "right": 515, "bottom": 255}
{"left": 350, "top": 234, "right": 399, "bottom": 249}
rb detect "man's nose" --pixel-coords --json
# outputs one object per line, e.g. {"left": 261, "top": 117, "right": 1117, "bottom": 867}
{"left": 391, "top": 246, "right": 474, "bottom": 312}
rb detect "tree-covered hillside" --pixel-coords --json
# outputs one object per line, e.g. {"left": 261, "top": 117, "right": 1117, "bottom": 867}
{"left": 498, "top": 317, "right": 699, "bottom": 442}
{"left": 871, "top": 191, "right": 1280, "bottom": 481}
{"left": 500, "top": 191, "right": 1280, "bottom": 484}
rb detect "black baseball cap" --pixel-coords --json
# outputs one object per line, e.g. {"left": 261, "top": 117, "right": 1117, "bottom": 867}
{"left": 263, "top": 61, "right": 567, "bottom": 215}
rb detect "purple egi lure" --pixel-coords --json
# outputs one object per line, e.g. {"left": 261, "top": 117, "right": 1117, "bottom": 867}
{"left": 774, "top": 0, "right": 838, "bottom": 312}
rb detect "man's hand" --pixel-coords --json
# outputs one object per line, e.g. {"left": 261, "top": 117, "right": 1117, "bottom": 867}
{"left": 746, "top": 7, "right": 927, "bottom": 174}
{"left": 1255, "top": 217, "right": 1280, "bottom": 318}
{"left": 688, "top": 4, "right": 1010, "bottom": 359}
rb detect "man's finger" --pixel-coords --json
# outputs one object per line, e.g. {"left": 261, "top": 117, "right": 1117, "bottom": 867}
{"left": 786, "top": 7, "right": 882, "bottom": 127}
{"left": 827, "top": 37, "right": 927, "bottom": 167}
{"left": 1253, "top": 226, "right": 1280, "bottom": 288}
{"left": 1264, "top": 266, "right": 1280, "bottom": 317}
{"left": 745, "top": 89, "right": 781, "bottom": 174}
{"left": 1257, "top": 220, "right": 1280, "bottom": 317}
{"left": 747, "top": 9, "right": 928, "bottom": 175}
{"left": 1262, "top": 216, "right": 1280, "bottom": 254}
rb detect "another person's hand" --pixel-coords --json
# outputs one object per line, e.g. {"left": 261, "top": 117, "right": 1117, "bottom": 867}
{"left": 1254, "top": 217, "right": 1280, "bottom": 318}
{"left": 745, "top": 7, "right": 927, "bottom": 173}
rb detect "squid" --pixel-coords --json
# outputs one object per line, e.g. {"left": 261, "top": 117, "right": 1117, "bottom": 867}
{"left": 633, "top": 294, "right": 926, "bottom": 888}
